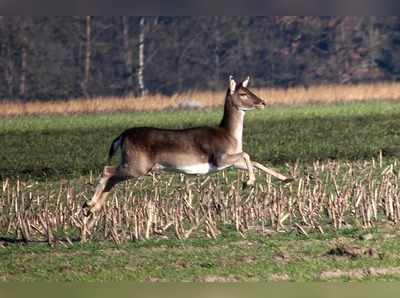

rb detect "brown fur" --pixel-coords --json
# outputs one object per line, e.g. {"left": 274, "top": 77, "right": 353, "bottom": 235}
{"left": 119, "top": 126, "right": 233, "bottom": 173}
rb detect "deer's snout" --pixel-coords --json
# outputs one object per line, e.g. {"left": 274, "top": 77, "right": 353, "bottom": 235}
{"left": 256, "top": 100, "right": 266, "bottom": 109}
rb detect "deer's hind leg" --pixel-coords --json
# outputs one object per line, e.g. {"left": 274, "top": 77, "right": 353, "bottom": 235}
{"left": 81, "top": 151, "right": 154, "bottom": 242}
{"left": 81, "top": 165, "right": 127, "bottom": 242}
{"left": 83, "top": 161, "right": 153, "bottom": 217}
{"left": 83, "top": 147, "right": 155, "bottom": 214}
{"left": 82, "top": 166, "right": 127, "bottom": 216}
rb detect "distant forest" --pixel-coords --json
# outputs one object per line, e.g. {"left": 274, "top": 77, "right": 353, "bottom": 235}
{"left": 1, "top": 16, "right": 400, "bottom": 100}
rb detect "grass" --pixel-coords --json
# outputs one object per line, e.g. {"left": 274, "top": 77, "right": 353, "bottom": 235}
{"left": 2, "top": 101, "right": 400, "bottom": 179}
{"left": 2, "top": 228, "right": 400, "bottom": 281}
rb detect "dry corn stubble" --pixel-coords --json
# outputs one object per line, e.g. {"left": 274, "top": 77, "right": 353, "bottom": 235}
{"left": 1, "top": 158, "right": 399, "bottom": 245}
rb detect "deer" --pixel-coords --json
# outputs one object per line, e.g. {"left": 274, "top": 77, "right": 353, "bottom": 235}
{"left": 81, "top": 76, "right": 292, "bottom": 236}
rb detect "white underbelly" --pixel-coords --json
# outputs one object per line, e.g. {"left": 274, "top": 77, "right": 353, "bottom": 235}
{"left": 154, "top": 163, "right": 229, "bottom": 175}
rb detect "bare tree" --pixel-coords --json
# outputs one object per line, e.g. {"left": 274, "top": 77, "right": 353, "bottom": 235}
{"left": 0, "top": 17, "right": 15, "bottom": 98}
{"left": 122, "top": 16, "right": 134, "bottom": 96}
{"left": 18, "top": 18, "right": 30, "bottom": 100}
{"left": 19, "top": 42, "right": 27, "bottom": 99}
{"left": 82, "top": 16, "right": 92, "bottom": 97}
{"left": 213, "top": 17, "right": 221, "bottom": 90}
{"left": 137, "top": 17, "right": 147, "bottom": 97}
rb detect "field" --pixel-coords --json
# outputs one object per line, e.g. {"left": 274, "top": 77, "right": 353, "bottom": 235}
{"left": 2, "top": 96, "right": 400, "bottom": 281}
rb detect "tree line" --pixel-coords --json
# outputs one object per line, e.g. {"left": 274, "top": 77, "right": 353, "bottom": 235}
{"left": 0, "top": 16, "right": 400, "bottom": 101}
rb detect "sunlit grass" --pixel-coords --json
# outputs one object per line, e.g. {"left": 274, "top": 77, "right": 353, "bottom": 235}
{"left": 2, "top": 82, "right": 400, "bottom": 116}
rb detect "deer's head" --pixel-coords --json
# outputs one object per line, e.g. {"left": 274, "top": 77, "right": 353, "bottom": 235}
{"left": 229, "top": 76, "right": 266, "bottom": 111}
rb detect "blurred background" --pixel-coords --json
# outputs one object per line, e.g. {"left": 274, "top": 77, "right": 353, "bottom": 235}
{"left": 1, "top": 16, "right": 400, "bottom": 101}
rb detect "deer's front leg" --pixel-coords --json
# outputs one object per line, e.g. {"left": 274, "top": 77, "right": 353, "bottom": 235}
{"left": 231, "top": 159, "right": 293, "bottom": 183}
{"left": 215, "top": 152, "right": 256, "bottom": 186}
{"left": 252, "top": 161, "right": 293, "bottom": 182}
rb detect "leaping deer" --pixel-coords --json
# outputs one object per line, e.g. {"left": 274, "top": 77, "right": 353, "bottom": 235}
{"left": 82, "top": 76, "right": 292, "bottom": 223}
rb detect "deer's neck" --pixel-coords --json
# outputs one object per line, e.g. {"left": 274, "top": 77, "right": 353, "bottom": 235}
{"left": 219, "top": 94, "right": 245, "bottom": 153}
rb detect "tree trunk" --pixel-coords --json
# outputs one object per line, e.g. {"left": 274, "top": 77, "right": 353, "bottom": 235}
{"left": 5, "top": 46, "right": 14, "bottom": 98}
{"left": 82, "top": 16, "right": 92, "bottom": 97}
{"left": 214, "top": 16, "right": 221, "bottom": 90}
{"left": 138, "top": 17, "right": 147, "bottom": 97}
{"left": 19, "top": 23, "right": 28, "bottom": 100}
{"left": 367, "top": 17, "right": 379, "bottom": 67}
{"left": 122, "top": 16, "right": 134, "bottom": 96}
{"left": 0, "top": 17, "right": 14, "bottom": 98}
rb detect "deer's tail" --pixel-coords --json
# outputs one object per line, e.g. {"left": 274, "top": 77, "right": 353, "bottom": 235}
{"left": 108, "top": 134, "right": 123, "bottom": 163}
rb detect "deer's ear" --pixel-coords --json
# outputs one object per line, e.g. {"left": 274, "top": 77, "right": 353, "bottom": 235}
{"left": 242, "top": 76, "right": 250, "bottom": 88}
{"left": 229, "top": 75, "right": 237, "bottom": 95}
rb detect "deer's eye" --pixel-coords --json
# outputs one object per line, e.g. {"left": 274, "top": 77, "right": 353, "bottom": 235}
{"left": 239, "top": 93, "right": 247, "bottom": 97}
